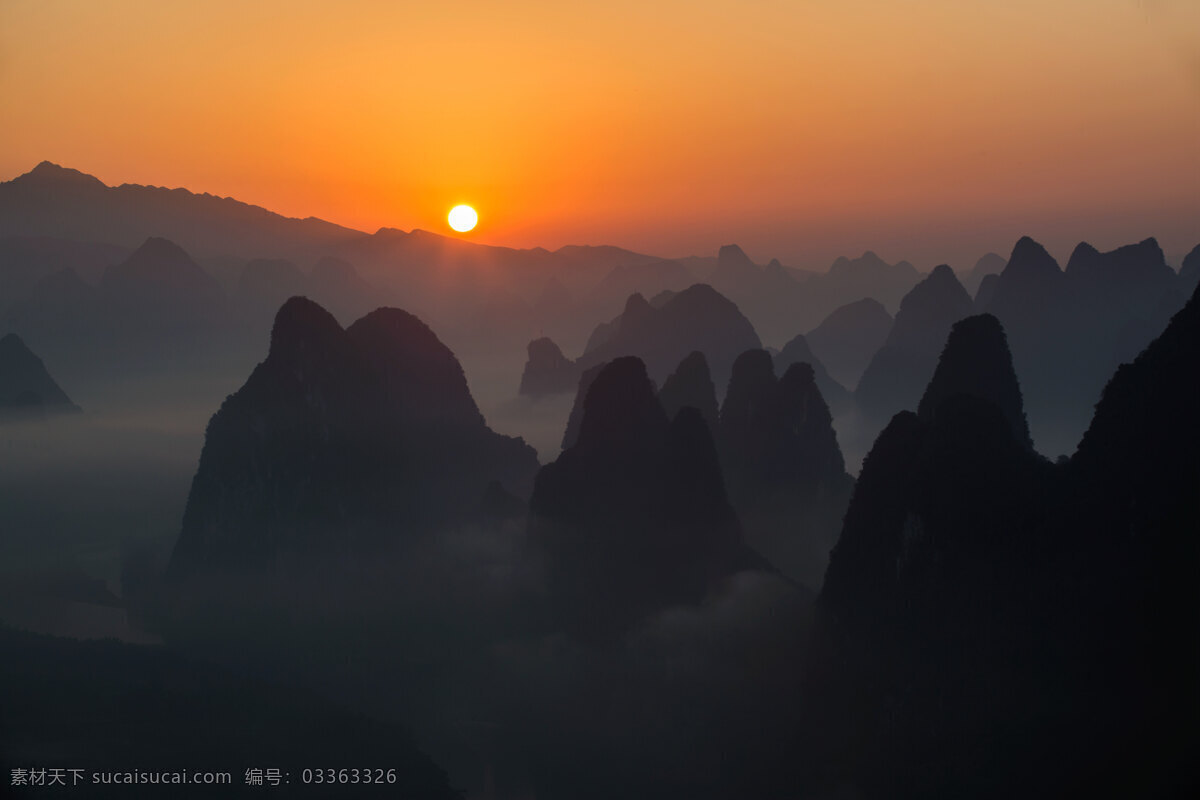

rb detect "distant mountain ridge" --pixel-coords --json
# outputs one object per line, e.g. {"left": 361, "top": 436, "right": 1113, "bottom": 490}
{"left": 1, "top": 162, "right": 689, "bottom": 278}
{"left": 708, "top": 245, "right": 922, "bottom": 346}
{"left": 0, "top": 163, "right": 933, "bottom": 358}
{"left": 7, "top": 162, "right": 1196, "bottom": 456}
{"left": 983, "top": 234, "right": 1188, "bottom": 455}
{"left": 805, "top": 298, "right": 893, "bottom": 390}
{"left": 518, "top": 283, "right": 762, "bottom": 401}
{"left": 773, "top": 333, "right": 851, "bottom": 416}
{"left": 0, "top": 161, "right": 362, "bottom": 261}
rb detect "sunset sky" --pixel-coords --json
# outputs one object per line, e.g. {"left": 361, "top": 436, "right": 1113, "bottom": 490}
{"left": 2, "top": 0, "right": 1198, "bottom": 268}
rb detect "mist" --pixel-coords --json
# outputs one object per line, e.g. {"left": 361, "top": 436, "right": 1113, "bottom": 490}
{"left": 1, "top": 150, "right": 1197, "bottom": 798}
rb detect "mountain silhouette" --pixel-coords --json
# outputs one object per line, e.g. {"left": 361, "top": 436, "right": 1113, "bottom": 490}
{"left": 0, "top": 236, "right": 127, "bottom": 318}
{"left": 982, "top": 236, "right": 1068, "bottom": 381}
{"left": 718, "top": 349, "right": 853, "bottom": 588}
{"left": 583, "top": 317, "right": 618, "bottom": 354}
{"left": 917, "top": 314, "right": 1032, "bottom": 448}
{"left": 805, "top": 279, "right": 1200, "bottom": 797}
{"left": 10, "top": 160, "right": 107, "bottom": 189}
{"left": 1, "top": 164, "right": 705, "bottom": 355}
{"left": 552, "top": 244, "right": 660, "bottom": 268}
{"left": 1065, "top": 238, "right": 1178, "bottom": 348}
{"left": 988, "top": 235, "right": 1065, "bottom": 314}
{"left": 973, "top": 271, "right": 1000, "bottom": 311}
{"left": 0, "top": 236, "right": 245, "bottom": 382}
{"left": 519, "top": 337, "right": 581, "bottom": 397}
{"left": 1181, "top": 244, "right": 1199, "bottom": 294}
{"left": 773, "top": 333, "right": 851, "bottom": 416}
{"left": 1066, "top": 281, "right": 1200, "bottom": 786}
{"left": 1065, "top": 237, "right": 1182, "bottom": 367}
{"left": 560, "top": 361, "right": 609, "bottom": 451}
{"left": 712, "top": 243, "right": 760, "bottom": 284}
{"left": 657, "top": 350, "right": 720, "bottom": 433}
{"left": 98, "top": 237, "right": 231, "bottom": 343}
{"left": 0, "top": 164, "right": 937, "bottom": 379}
{"left": 805, "top": 298, "right": 893, "bottom": 389}
{"left": 962, "top": 252, "right": 1006, "bottom": 296}
{"left": 701, "top": 244, "right": 797, "bottom": 345}
{"left": 1066, "top": 237, "right": 1173, "bottom": 288}
{"left": 168, "top": 297, "right": 539, "bottom": 579}
{"left": 810, "top": 392, "right": 1048, "bottom": 798}
{"left": 574, "top": 283, "right": 761, "bottom": 394}
{"left": 710, "top": 244, "right": 758, "bottom": 278}
{"left": 718, "top": 350, "right": 780, "bottom": 502}
{"left": 855, "top": 264, "right": 973, "bottom": 426}
{"left": 0, "top": 162, "right": 361, "bottom": 262}
{"left": 528, "top": 356, "right": 751, "bottom": 637}
{"left": 530, "top": 283, "right": 760, "bottom": 401}
{"left": 820, "top": 251, "right": 921, "bottom": 314}
{"left": 985, "top": 235, "right": 1187, "bottom": 455}
{"left": 0, "top": 163, "right": 932, "bottom": 385}
{"left": 0, "top": 333, "right": 81, "bottom": 418}
{"left": 1072, "top": 275, "right": 1200, "bottom": 533}
{"left": 706, "top": 246, "right": 919, "bottom": 347}
{"left": 330, "top": 226, "right": 599, "bottom": 342}
{"left": 103, "top": 236, "right": 224, "bottom": 305}
{"left": 583, "top": 258, "right": 697, "bottom": 320}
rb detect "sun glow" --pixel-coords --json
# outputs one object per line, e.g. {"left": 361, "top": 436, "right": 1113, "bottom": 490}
{"left": 448, "top": 205, "right": 478, "bottom": 233}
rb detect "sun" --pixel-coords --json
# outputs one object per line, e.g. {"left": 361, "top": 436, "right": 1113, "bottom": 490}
{"left": 447, "top": 204, "right": 478, "bottom": 233}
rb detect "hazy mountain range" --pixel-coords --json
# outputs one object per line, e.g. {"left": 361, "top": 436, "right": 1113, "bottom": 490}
{"left": 2, "top": 160, "right": 1198, "bottom": 799}
{"left": 0, "top": 162, "right": 947, "bottom": 356}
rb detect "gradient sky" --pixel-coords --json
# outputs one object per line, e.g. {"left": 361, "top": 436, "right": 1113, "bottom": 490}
{"left": 2, "top": 0, "right": 1198, "bottom": 268}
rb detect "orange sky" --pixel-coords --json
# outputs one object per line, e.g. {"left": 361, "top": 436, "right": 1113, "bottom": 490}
{"left": 1, "top": 0, "right": 1198, "bottom": 268}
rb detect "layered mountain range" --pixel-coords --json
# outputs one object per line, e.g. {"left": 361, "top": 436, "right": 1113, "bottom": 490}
{"left": 7, "top": 159, "right": 1198, "bottom": 798}
{"left": 804, "top": 297, "right": 893, "bottom": 389}
{"left": 527, "top": 357, "right": 758, "bottom": 637}
{"left": 519, "top": 283, "right": 762, "bottom": 399}
{"left": 0, "top": 163, "right": 933, "bottom": 365}
{"left": 717, "top": 350, "right": 855, "bottom": 588}
{"left": 983, "top": 235, "right": 1187, "bottom": 455}
{"left": 855, "top": 264, "right": 975, "bottom": 426}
